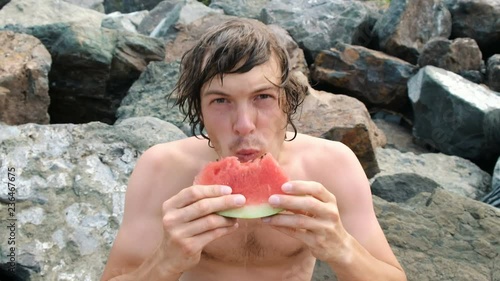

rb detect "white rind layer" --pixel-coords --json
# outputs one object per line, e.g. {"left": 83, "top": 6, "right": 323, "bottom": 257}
{"left": 217, "top": 204, "right": 283, "bottom": 219}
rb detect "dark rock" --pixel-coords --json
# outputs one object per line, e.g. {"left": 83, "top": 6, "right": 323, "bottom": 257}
{"left": 311, "top": 43, "right": 417, "bottom": 112}
{"left": 116, "top": 60, "right": 192, "bottom": 135}
{"left": 372, "top": 0, "right": 452, "bottom": 64}
{"left": 443, "top": 0, "right": 500, "bottom": 59}
{"left": 408, "top": 66, "right": 500, "bottom": 168}
{"left": 0, "top": 0, "right": 10, "bottom": 9}
{"left": 4, "top": 23, "right": 165, "bottom": 124}
{"left": 103, "top": 0, "right": 163, "bottom": 13}
{"left": 482, "top": 157, "right": 500, "bottom": 207}
{"left": 418, "top": 37, "right": 482, "bottom": 73}
{"left": 487, "top": 54, "right": 500, "bottom": 92}
{"left": 371, "top": 172, "right": 441, "bottom": 202}
{"left": 459, "top": 70, "right": 484, "bottom": 84}
{"left": 267, "top": 24, "right": 309, "bottom": 76}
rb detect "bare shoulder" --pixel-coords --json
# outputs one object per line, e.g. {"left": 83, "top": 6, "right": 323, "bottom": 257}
{"left": 131, "top": 136, "right": 213, "bottom": 194}
{"left": 289, "top": 133, "right": 372, "bottom": 212}
{"left": 290, "top": 133, "right": 361, "bottom": 174}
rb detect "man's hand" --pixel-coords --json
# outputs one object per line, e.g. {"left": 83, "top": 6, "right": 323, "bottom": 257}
{"left": 158, "top": 185, "right": 246, "bottom": 275}
{"left": 261, "top": 181, "right": 351, "bottom": 263}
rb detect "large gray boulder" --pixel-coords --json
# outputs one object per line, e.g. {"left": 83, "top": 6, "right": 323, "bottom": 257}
{"left": 261, "top": 0, "right": 376, "bottom": 62}
{"left": 311, "top": 42, "right": 417, "bottom": 111}
{"left": 0, "top": 117, "right": 186, "bottom": 280}
{"left": 408, "top": 66, "right": 500, "bottom": 166}
{"left": 372, "top": 0, "right": 452, "bottom": 64}
{"left": 0, "top": 31, "right": 51, "bottom": 125}
{"left": 372, "top": 147, "right": 491, "bottom": 200}
{"left": 0, "top": 0, "right": 105, "bottom": 28}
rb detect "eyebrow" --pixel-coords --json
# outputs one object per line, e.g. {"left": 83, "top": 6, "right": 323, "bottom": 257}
{"left": 202, "top": 85, "right": 278, "bottom": 97}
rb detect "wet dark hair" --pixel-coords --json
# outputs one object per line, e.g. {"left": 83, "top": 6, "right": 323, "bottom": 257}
{"left": 173, "top": 18, "right": 306, "bottom": 140}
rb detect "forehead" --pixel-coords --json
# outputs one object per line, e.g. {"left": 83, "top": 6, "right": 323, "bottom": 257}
{"left": 201, "top": 56, "right": 281, "bottom": 95}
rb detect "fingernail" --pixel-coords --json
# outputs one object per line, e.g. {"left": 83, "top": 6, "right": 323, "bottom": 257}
{"left": 282, "top": 182, "right": 292, "bottom": 192}
{"left": 262, "top": 217, "right": 271, "bottom": 223}
{"left": 234, "top": 195, "right": 246, "bottom": 206}
{"left": 269, "top": 195, "right": 280, "bottom": 205}
{"left": 220, "top": 185, "right": 232, "bottom": 195}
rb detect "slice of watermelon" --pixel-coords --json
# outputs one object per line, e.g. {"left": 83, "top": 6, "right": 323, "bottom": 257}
{"left": 194, "top": 153, "right": 289, "bottom": 219}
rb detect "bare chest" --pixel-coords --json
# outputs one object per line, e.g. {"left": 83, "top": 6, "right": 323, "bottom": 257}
{"left": 202, "top": 220, "right": 305, "bottom": 265}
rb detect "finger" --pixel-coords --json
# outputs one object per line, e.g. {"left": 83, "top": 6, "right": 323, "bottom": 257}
{"left": 269, "top": 193, "right": 327, "bottom": 216}
{"left": 185, "top": 222, "right": 240, "bottom": 252}
{"left": 176, "top": 214, "right": 238, "bottom": 238}
{"left": 165, "top": 185, "right": 232, "bottom": 210}
{"left": 281, "top": 181, "right": 335, "bottom": 203}
{"left": 262, "top": 214, "right": 314, "bottom": 243}
{"left": 269, "top": 225, "right": 309, "bottom": 241}
{"left": 263, "top": 213, "right": 318, "bottom": 231}
{"left": 182, "top": 194, "right": 246, "bottom": 222}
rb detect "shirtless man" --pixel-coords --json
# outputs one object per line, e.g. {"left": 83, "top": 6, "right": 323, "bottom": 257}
{"left": 101, "top": 18, "right": 407, "bottom": 281}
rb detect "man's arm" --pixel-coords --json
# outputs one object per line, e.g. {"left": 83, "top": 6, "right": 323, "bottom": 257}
{"left": 100, "top": 145, "right": 183, "bottom": 281}
{"left": 263, "top": 140, "right": 406, "bottom": 281}
{"left": 323, "top": 142, "right": 406, "bottom": 281}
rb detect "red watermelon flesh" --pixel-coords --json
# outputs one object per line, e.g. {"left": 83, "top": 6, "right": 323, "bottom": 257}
{"left": 194, "top": 153, "right": 289, "bottom": 219}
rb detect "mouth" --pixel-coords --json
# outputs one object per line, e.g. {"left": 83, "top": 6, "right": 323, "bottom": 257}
{"left": 235, "top": 149, "right": 263, "bottom": 163}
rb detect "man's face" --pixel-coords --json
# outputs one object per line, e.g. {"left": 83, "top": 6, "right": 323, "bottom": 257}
{"left": 200, "top": 56, "right": 288, "bottom": 162}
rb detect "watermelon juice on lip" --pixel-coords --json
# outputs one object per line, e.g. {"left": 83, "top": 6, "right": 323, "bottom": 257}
{"left": 194, "top": 153, "right": 289, "bottom": 219}
{"left": 235, "top": 149, "right": 261, "bottom": 163}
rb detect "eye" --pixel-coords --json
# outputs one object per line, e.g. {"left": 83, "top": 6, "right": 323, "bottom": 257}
{"left": 256, "top": 94, "right": 273, "bottom": 100}
{"left": 212, "top": 98, "right": 227, "bottom": 104}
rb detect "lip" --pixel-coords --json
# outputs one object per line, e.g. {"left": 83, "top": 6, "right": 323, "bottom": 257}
{"left": 235, "top": 149, "right": 261, "bottom": 162}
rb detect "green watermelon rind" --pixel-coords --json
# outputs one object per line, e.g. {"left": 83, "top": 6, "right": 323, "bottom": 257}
{"left": 217, "top": 204, "right": 283, "bottom": 219}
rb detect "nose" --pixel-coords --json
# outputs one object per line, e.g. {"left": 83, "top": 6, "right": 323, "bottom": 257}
{"left": 233, "top": 104, "right": 256, "bottom": 136}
